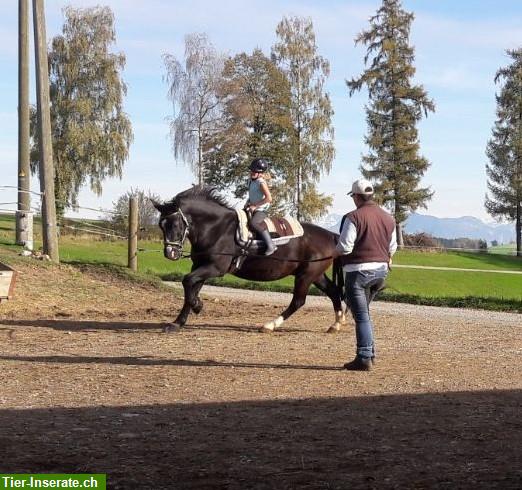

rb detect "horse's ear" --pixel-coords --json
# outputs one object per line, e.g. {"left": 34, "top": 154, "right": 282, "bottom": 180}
{"left": 150, "top": 199, "right": 165, "bottom": 213}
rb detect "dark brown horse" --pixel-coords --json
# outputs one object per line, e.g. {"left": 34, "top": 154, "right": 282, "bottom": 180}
{"left": 153, "top": 186, "right": 346, "bottom": 333}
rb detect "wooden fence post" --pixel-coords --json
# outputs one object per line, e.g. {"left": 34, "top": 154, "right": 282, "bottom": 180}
{"left": 128, "top": 197, "right": 138, "bottom": 271}
{"left": 33, "top": 0, "right": 59, "bottom": 262}
{"left": 16, "top": 210, "right": 33, "bottom": 250}
{"left": 16, "top": 0, "right": 31, "bottom": 246}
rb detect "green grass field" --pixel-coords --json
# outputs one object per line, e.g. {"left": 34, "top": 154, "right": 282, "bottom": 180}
{"left": 489, "top": 243, "right": 517, "bottom": 255}
{"left": 1, "top": 213, "right": 521, "bottom": 311}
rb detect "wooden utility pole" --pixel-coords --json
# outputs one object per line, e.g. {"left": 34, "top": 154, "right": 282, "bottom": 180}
{"left": 128, "top": 197, "right": 138, "bottom": 271}
{"left": 32, "top": 0, "right": 59, "bottom": 262}
{"left": 16, "top": 0, "right": 32, "bottom": 248}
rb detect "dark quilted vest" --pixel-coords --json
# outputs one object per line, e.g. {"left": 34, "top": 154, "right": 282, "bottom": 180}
{"left": 339, "top": 201, "right": 396, "bottom": 265}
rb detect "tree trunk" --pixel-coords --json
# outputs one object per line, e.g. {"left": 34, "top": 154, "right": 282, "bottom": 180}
{"left": 396, "top": 222, "right": 404, "bottom": 249}
{"left": 394, "top": 198, "right": 404, "bottom": 249}
{"left": 296, "top": 165, "right": 301, "bottom": 221}
{"left": 198, "top": 127, "right": 203, "bottom": 186}
{"left": 515, "top": 204, "right": 522, "bottom": 257}
{"left": 33, "top": 0, "right": 59, "bottom": 262}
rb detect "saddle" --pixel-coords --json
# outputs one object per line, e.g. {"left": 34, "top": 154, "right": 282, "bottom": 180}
{"left": 235, "top": 209, "right": 304, "bottom": 250}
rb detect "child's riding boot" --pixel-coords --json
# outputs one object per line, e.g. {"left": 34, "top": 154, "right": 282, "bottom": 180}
{"left": 259, "top": 230, "right": 277, "bottom": 256}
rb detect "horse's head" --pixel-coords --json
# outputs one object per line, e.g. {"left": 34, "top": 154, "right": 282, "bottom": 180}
{"left": 151, "top": 199, "right": 189, "bottom": 261}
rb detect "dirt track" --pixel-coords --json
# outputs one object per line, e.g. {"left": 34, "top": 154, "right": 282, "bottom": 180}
{"left": 0, "top": 258, "right": 521, "bottom": 489}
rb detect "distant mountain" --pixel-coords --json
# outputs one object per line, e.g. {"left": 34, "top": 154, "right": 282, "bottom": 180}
{"left": 314, "top": 213, "right": 344, "bottom": 231}
{"left": 404, "top": 213, "right": 515, "bottom": 244}
{"left": 315, "top": 212, "right": 515, "bottom": 244}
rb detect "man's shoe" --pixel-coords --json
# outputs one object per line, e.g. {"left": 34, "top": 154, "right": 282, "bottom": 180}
{"left": 343, "top": 356, "right": 372, "bottom": 371}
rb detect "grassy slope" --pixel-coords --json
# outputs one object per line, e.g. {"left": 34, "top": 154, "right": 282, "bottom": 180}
{"left": 1, "top": 214, "right": 521, "bottom": 311}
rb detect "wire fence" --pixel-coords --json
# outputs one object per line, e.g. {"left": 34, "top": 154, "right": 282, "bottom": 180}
{"left": 0, "top": 184, "right": 128, "bottom": 242}
{"left": 0, "top": 185, "right": 44, "bottom": 197}
{"left": 60, "top": 223, "right": 127, "bottom": 240}
{"left": 400, "top": 244, "right": 489, "bottom": 253}
{"left": 1, "top": 185, "right": 518, "bottom": 262}
{"left": 0, "top": 186, "right": 126, "bottom": 219}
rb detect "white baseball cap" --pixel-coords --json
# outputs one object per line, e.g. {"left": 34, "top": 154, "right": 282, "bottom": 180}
{"left": 348, "top": 178, "right": 374, "bottom": 196}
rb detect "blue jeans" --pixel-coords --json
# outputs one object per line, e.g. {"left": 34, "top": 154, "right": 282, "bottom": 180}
{"left": 345, "top": 267, "right": 388, "bottom": 359}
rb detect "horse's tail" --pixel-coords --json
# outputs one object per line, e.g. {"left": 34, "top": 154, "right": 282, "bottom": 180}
{"left": 333, "top": 257, "right": 344, "bottom": 296}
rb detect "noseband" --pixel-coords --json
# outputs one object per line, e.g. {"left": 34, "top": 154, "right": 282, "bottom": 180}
{"left": 161, "top": 207, "right": 189, "bottom": 260}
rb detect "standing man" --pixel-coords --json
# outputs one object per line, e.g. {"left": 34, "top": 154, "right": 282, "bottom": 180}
{"left": 336, "top": 179, "right": 397, "bottom": 371}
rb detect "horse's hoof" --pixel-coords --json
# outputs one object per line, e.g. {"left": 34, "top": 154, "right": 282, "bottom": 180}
{"left": 259, "top": 325, "right": 274, "bottom": 334}
{"left": 327, "top": 325, "right": 341, "bottom": 333}
{"left": 163, "top": 323, "right": 181, "bottom": 333}
{"left": 192, "top": 301, "right": 203, "bottom": 314}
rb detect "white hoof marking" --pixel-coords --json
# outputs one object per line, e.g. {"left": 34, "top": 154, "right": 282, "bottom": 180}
{"left": 326, "top": 310, "right": 344, "bottom": 333}
{"left": 261, "top": 315, "right": 284, "bottom": 332}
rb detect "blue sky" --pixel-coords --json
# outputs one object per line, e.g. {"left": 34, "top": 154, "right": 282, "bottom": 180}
{"left": 0, "top": 0, "right": 521, "bottom": 221}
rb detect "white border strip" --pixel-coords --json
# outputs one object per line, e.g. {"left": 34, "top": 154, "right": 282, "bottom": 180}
{"left": 393, "top": 264, "right": 522, "bottom": 275}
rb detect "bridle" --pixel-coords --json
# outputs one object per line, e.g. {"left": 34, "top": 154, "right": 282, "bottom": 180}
{"left": 160, "top": 207, "right": 190, "bottom": 260}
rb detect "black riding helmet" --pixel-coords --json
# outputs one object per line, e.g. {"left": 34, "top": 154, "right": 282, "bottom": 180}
{"left": 250, "top": 158, "right": 269, "bottom": 173}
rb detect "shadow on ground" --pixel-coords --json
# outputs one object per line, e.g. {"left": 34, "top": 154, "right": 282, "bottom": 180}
{"left": 1, "top": 319, "right": 162, "bottom": 332}
{"left": 0, "top": 353, "right": 340, "bottom": 371}
{"left": 1, "top": 390, "right": 520, "bottom": 489}
{"left": 0, "top": 319, "right": 316, "bottom": 335}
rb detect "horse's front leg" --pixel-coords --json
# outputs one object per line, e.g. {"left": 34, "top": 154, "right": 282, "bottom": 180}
{"left": 165, "top": 263, "right": 221, "bottom": 333}
{"left": 190, "top": 280, "right": 205, "bottom": 314}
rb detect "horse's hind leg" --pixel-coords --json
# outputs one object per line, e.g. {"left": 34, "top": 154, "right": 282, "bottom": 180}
{"left": 261, "top": 275, "right": 311, "bottom": 333}
{"left": 313, "top": 274, "right": 346, "bottom": 333}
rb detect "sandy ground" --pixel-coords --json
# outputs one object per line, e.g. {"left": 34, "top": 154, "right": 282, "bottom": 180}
{"left": 0, "top": 257, "right": 521, "bottom": 489}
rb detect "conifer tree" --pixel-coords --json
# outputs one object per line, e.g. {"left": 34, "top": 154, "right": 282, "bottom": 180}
{"left": 30, "top": 6, "right": 133, "bottom": 218}
{"left": 485, "top": 48, "right": 522, "bottom": 256}
{"left": 272, "top": 16, "right": 335, "bottom": 221}
{"left": 347, "top": 0, "right": 434, "bottom": 244}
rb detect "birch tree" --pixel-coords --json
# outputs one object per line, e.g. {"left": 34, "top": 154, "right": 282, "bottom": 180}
{"left": 164, "top": 33, "right": 225, "bottom": 185}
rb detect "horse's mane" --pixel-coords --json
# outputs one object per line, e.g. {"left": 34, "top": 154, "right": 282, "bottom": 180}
{"left": 173, "top": 185, "right": 234, "bottom": 210}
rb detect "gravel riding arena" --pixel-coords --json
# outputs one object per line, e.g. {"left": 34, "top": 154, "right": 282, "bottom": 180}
{"left": 1, "top": 261, "right": 521, "bottom": 489}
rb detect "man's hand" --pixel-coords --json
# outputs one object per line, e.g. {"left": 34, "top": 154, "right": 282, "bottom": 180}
{"left": 331, "top": 248, "right": 343, "bottom": 259}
